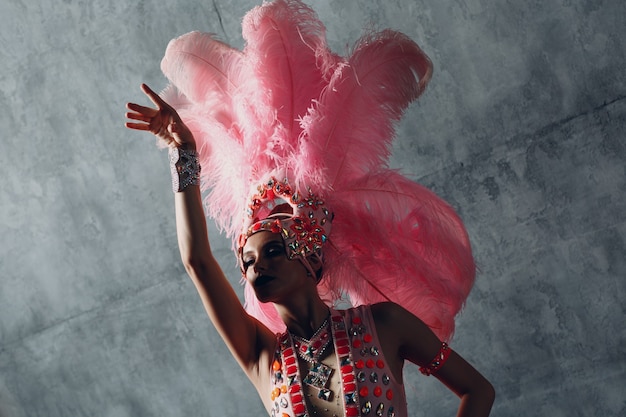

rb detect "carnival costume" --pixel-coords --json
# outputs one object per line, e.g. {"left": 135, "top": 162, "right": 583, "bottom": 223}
{"left": 161, "top": 0, "right": 474, "bottom": 346}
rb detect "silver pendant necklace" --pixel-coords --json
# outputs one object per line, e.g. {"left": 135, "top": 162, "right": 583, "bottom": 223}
{"left": 290, "top": 315, "right": 334, "bottom": 401}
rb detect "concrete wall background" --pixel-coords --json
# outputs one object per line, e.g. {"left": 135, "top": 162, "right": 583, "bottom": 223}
{"left": 1, "top": 0, "right": 624, "bottom": 416}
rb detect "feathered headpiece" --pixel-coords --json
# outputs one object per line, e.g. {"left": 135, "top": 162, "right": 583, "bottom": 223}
{"left": 160, "top": 0, "right": 475, "bottom": 341}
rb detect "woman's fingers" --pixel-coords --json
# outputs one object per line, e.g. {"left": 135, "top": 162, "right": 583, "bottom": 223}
{"left": 141, "top": 83, "right": 170, "bottom": 111}
{"left": 125, "top": 83, "right": 193, "bottom": 148}
{"left": 125, "top": 121, "right": 152, "bottom": 131}
{"left": 126, "top": 111, "right": 151, "bottom": 123}
{"left": 126, "top": 102, "right": 157, "bottom": 116}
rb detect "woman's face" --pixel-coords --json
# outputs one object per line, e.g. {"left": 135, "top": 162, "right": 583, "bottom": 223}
{"left": 241, "top": 231, "right": 310, "bottom": 302}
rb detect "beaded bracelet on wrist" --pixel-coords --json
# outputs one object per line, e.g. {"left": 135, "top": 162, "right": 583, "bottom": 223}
{"left": 169, "top": 147, "right": 201, "bottom": 192}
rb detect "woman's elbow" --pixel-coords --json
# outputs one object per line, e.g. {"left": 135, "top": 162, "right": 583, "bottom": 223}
{"left": 180, "top": 252, "right": 214, "bottom": 277}
{"left": 468, "top": 379, "right": 496, "bottom": 412}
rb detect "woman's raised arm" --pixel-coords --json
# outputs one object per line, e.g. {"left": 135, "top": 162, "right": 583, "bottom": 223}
{"left": 125, "top": 84, "right": 275, "bottom": 378}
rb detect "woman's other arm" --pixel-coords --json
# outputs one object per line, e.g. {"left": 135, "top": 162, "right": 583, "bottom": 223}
{"left": 372, "top": 302, "right": 495, "bottom": 417}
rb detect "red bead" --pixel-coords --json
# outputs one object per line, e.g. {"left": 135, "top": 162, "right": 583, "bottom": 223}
{"left": 352, "top": 339, "right": 362, "bottom": 348}
{"left": 342, "top": 374, "right": 355, "bottom": 383}
{"left": 284, "top": 348, "right": 294, "bottom": 357}
{"left": 356, "top": 360, "right": 365, "bottom": 369}
{"left": 346, "top": 407, "right": 359, "bottom": 416}
{"left": 376, "top": 360, "right": 385, "bottom": 369}
{"left": 359, "top": 386, "right": 369, "bottom": 397}
{"left": 338, "top": 346, "right": 350, "bottom": 355}
{"left": 363, "top": 333, "right": 373, "bottom": 343}
{"left": 386, "top": 389, "right": 393, "bottom": 400}
{"left": 337, "top": 338, "right": 348, "bottom": 347}
{"left": 366, "top": 359, "right": 375, "bottom": 368}
{"left": 344, "top": 383, "right": 356, "bottom": 392}
{"left": 374, "top": 387, "right": 382, "bottom": 397}
{"left": 287, "top": 366, "right": 297, "bottom": 375}
{"left": 293, "top": 403, "right": 306, "bottom": 414}
{"left": 341, "top": 365, "right": 353, "bottom": 374}
{"left": 292, "top": 394, "right": 303, "bottom": 403}
{"left": 285, "top": 356, "right": 295, "bottom": 365}
{"left": 290, "top": 384, "right": 301, "bottom": 393}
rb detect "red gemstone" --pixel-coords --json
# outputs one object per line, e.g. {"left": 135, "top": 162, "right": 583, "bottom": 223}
{"left": 344, "top": 383, "right": 356, "bottom": 392}
{"left": 284, "top": 348, "right": 294, "bottom": 356}
{"left": 342, "top": 374, "right": 355, "bottom": 383}
{"left": 336, "top": 338, "right": 348, "bottom": 347}
{"left": 346, "top": 407, "right": 359, "bottom": 417}
{"left": 363, "top": 333, "right": 373, "bottom": 343}
{"left": 359, "top": 387, "right": 369, "bottom": 397}
{"left": 376, "top": 360, "right": 385, "bottom": 369}
{"left": 366, "top": 359, "right": 375, "bottom": 369}
{"left": 292, "top": 394, "right": 303, "bottom": 403}
{"left": 341, "top": 365, "right": 353, "bottom": 374}
{"left": 290, "top": 384, "right": 301, "bottom": 393}
{"left": 338, "top": 346, "right": 350, "bottom": 355}
{"left": 293, "top": 403, "right": 306, "bottom": 414}
{"left": 374, "top": 387, "right": 382, "bottom": 397}
{"left": 352, "top": 339, "right": 362, "bottom": 348}
{"left": 386, "top": 389, "right": 393, "bottom": 400}
{"left": 356, "top": 360, "right": 365, "bottom": 369}
{"left": 285, "top": 356, "right": 295, "bottom": 365}
{"left": 287, "top": 366, "right": 297, "bottom": 375}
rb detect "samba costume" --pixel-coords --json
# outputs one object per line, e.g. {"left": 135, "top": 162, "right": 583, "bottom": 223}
{"left": 161, "top": 0, "right": 475, "bottom": 415}
{"left": 270, "top": 306, "right": 408, "bottom": 417}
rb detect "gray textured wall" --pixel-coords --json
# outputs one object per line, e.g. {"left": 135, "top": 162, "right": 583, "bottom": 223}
{"left": 1, "top": 0, "right": 624, "bottom": 416}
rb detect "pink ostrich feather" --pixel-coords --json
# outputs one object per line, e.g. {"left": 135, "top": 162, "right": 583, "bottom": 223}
{"left": 295, "top": 29, "right": 433, "bottom": 192}
{"left": 322, "top": 171, "right": 475, "bottom": 341}
{"left": 160, "top": 0, "right": 475, "bottom": 340}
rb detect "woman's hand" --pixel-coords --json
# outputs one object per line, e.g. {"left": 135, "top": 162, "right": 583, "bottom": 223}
{"left": 125, "top": 83, "right": 195, "bottom": 149}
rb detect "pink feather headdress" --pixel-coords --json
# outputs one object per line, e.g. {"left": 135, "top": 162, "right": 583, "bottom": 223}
{"left": 160, "top": 0, "right": 475, "bottom": 341}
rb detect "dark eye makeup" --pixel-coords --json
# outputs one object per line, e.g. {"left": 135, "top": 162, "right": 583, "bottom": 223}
{"left": 242, "top": 240, "right": 285, "bottom": 271}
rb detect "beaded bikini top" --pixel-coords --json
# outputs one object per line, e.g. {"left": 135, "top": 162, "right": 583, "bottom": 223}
{"left": 269, "top": 306, "right": 407, "bottom": 417}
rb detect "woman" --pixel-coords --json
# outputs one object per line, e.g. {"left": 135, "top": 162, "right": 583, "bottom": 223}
{"left": 125, "top": 1, "right": 494, "bottom": 415}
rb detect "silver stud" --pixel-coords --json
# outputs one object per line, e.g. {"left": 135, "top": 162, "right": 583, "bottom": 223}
{"left": 357, "top": 371, "right": 366, "bottom": 382}
{"left": 382, "top": 373, "right": 390, "bottom": 385}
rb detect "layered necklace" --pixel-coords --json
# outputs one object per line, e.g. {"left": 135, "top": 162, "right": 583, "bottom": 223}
{"left": 290, "top": 315, "right": 335, "bottom": 401}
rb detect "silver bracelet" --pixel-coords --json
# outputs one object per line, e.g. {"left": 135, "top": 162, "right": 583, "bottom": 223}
{"left": 169, "top": 147, "right": 201, "bottom": 192}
